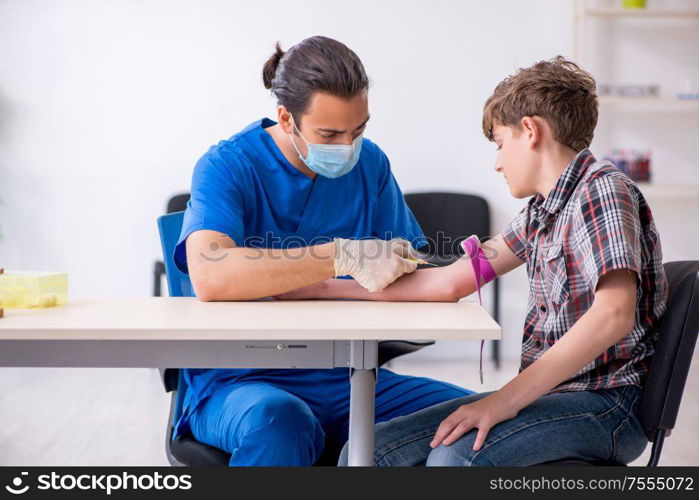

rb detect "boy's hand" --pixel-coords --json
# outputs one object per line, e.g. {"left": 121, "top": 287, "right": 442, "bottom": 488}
{"left": 430, "top": 392, "right": 520, "bottom": 451}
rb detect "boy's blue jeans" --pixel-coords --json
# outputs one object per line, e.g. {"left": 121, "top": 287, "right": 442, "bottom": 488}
{"left": 338, "top": 384, "right": 648, "bottom": 466}
{"left": 188, "top": 367, "right": 472, "bottom": 466}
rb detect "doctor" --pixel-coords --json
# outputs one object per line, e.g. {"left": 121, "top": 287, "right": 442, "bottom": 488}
{"left": 173, "top": 36, "right": 472, "bottom": 466}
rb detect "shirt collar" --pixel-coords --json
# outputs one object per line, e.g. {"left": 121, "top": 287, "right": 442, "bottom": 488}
{"left": 533, "top": 148, "right": 596, "bottom": 219}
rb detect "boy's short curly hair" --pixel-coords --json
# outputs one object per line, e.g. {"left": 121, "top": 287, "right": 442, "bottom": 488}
{"left": 482, "top": 56, "right": 598, "bottom": 152}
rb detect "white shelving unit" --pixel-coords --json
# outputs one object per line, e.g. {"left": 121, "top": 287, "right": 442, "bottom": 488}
{"left": 575, "top": 3, "right": 699, "bottom": 63}
{"left": 636, "top": 183, "right": 699, "bottom": 201}
{"left": 598, "top": 96, "right": 699, "bottom": 113}
{"left": 584, "top": 8, "right": 699, "bottom": 18}
{"left": 574, "top": 0, "right": 699, "bottom": 202}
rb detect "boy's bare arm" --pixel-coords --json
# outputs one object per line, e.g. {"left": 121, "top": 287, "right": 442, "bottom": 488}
{"left": 275, "top": 234, "right": 524, "bottom": 301}
{"left": 498, "top": 268, "right": 638, "bottom": 410}
{"left": 430, "top": 268, "right": 638, "bottom": 450}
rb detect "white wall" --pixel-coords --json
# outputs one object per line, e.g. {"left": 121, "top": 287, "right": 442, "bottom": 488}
{"left": 0, "top": 0, "right": 697, "bottom": 362}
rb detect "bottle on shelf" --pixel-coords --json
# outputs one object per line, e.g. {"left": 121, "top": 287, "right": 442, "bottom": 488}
{"left": 603, "top": 148, "right": 652, "bottom": 183}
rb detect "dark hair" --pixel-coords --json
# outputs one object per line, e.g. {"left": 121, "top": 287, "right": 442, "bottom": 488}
{"left": 262, "top": 36, "right": 369, "bottom": 124}
{"left": 482, "top": 56, "right": 598, "bottom": 152}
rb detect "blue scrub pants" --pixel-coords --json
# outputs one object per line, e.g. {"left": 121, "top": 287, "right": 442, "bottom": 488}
{"left": 188, "top": 367, "right": 472, "bottom": 466}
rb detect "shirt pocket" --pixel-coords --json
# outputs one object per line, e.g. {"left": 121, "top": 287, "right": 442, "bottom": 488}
{"left": 544, "top": 243, "right": 570, "bottom": 306}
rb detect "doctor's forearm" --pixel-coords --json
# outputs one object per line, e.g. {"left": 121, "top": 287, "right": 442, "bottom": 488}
{"left": 193, "top": 243, "right": 337, "bottom": 301}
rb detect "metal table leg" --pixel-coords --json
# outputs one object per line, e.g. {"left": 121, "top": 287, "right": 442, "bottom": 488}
{"left": 347, "top": 340, "right": 378, "bottom": 466}
{"left": 491, "top": 277, "right": 501, "bottom": 370}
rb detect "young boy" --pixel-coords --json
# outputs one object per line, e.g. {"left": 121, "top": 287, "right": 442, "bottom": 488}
{"left": 280, "top": 56, "right": 668, "bottom": 466}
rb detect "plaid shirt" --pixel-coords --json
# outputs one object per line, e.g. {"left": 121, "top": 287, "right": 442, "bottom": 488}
{"left": 502, "top": 149, "right": 668, "bottom": 393}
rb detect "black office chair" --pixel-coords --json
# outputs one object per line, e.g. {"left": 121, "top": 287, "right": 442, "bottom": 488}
{"left": 538, "top": 261, "right": 699, "bottom": 466}
{"left": 404, "top": 192, "right": 502, "bottom": 369}
{"left": 155, "top": 193, "right": 435, "bottom": 466}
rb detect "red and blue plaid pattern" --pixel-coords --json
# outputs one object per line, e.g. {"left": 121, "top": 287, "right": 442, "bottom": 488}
{"left": 502, "top": 149, "right": 668, "bottom": 393}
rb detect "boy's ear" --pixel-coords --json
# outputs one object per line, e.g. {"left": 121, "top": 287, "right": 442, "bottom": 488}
{"left": 520, "top": 116, "right": 540, "bottom": 149}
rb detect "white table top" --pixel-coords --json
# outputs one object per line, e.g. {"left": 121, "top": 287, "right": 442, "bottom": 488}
{"left": 0, "top": 297, "right": 500, "bottom": 341}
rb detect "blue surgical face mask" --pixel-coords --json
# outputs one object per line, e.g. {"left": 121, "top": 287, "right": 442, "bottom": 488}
{"left": 289, "top": 118, "right": 363, "bottom": 179}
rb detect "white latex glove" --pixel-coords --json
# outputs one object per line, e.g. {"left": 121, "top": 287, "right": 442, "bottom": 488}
{"left": 333, "top": 237, "right": 419, "bottom": 293}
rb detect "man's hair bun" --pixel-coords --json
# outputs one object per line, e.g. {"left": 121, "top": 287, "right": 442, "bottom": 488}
{"left": 262, "top": 42, "right": 285, "bottom": 89}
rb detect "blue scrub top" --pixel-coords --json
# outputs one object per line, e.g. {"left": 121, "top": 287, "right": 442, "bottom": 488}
{"left": 171, "top": 118, "right": 426, "bottom": 439}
